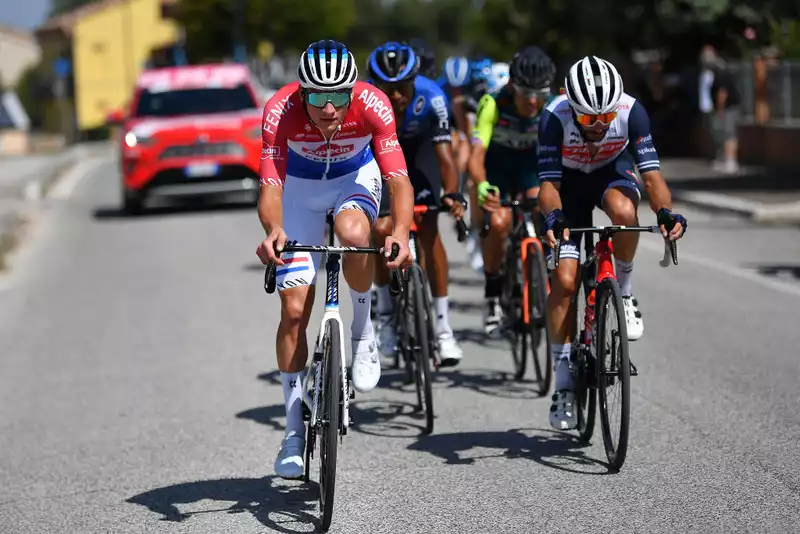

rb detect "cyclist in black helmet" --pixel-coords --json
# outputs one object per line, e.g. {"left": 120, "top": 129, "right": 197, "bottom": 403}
{"left": 468, "top": 45, "right": 557, "bottom": 336}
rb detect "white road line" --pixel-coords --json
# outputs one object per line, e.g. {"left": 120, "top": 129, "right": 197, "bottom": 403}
{"left": 638, "top": 239, "right": 800, "bottom": 300}
{"left": 48, "top": 157, "right": 103, "bottom": 200}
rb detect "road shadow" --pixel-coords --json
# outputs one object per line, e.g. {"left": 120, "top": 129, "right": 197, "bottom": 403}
{"left": 407, "top": 428, "right": 611, "bottom": 475}
{"left": 449, "top": 298, "right": 486, "bottom": 314}
{"left": 126, "top": 475, "right": 320, "bottom": 532}
{"left": 433, "top": 368, "right": 545, "bottom": 400}
{"left": 749, "top": 263, "right": 800, "bottom": 280}
{"left": 93, "top": 197, "right": 254, "bottom": 221}
{"left": 667, "top": 170, "right": 795, "bottom": 193}
{"left": 236, "top": 404, "right": 286, "bottom": 433}
{"left": 452, "top": 327, "right": 506, "bottom": 347}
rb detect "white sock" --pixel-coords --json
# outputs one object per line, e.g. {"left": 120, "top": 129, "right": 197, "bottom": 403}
{"left": 552, "top": 343, "right": 574, "bottom": 391}
{"left": 433, "top": 296, "right": 453, "bottom": 337}
{"left": 615, "top": 259, "right": 634, "bottom": 297}
{"left": 281, "top": 371, "right": 305, "bottom": 439}
{"left": 350, "top": 288, "right": 374, "bottom": 353}
{"left": 375, "top": 284, "right": 393, "bottom": 316}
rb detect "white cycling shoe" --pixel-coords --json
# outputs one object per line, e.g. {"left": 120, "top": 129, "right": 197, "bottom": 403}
{"left": 622, "top": 295, "right": 644, "bottom": 341}
{"left": 438, "top": 332, "right": 463, "bottom": 367}
{"left": 375, "top": 314, "right": 397, "bottom": 358}
{"left": 352, "top": 340, "right": 381, "bottom": 393}
{"left": 549, "top": 390, "right": 578, "bottom": 430}
{"left": 274, "top": 435, "right": 305, "bottom": 480}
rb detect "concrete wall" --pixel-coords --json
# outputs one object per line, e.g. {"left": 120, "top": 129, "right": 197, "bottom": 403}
{"left": 0, "top": 25, "right": 41, "bottom": 88}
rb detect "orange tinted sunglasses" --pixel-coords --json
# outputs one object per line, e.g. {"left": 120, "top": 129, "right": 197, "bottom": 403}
{"left": 576, "top": 111, "right": 617, "bottom": 126}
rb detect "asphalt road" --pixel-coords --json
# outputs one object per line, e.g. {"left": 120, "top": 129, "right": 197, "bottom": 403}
{"left": 1, "top": 159, "right": 799, "bottom": 533}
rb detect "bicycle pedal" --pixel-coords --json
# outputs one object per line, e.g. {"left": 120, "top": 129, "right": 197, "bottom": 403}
{"left": 630, "top": 361, "right": 639, "bottom": 376}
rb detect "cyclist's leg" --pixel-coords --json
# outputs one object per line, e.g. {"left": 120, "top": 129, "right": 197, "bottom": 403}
{"left": 545, "top": 169, "right": 603, "bottom": 430}
{"left": 371, "top": 183, "right": 397, "bottom": 356}
{"left": 411, "top": 142, "right": 463, "bottom": 364}
{"left": 274, "top": 175, "right": 332, "bottom": 478}
{"left": 599, "top": 154, "right": 644, "bottom": 339}
{"left": 335, "top": 159, "right": 383, "bottom": 393}
{"left": 480, "top": 153, "right": 513, "bottom": 335}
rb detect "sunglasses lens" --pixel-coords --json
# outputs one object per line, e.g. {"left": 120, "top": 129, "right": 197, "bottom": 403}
{"left": 306, "top": 92, "right": 351, "bottom": 108}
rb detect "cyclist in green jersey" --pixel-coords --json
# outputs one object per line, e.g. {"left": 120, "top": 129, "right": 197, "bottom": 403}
{"left": 468, "top": 46, "right": 556, "bottom": 335}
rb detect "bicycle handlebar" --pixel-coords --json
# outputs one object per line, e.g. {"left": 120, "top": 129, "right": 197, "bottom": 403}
{"left": 480, "top": 197, "right": 539, "bottom": 238}
{"left": 263, "top": 242, "right": 401, "bottom": 294}
{"left": 551, "top": 225, "right": 678, "bottom": 269}
{"left": 377, "top": 197, "right": 470, "bottom": 243}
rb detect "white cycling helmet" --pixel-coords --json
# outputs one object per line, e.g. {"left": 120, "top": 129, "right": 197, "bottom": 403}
{"left": 487, "top": 62, "right": 510, "bottom": 93}
{"left": 443, "top": 56, "right": 470, "bottom": 87}
{"left": 565, "top": 55, "right": 623, "bottom": 115}
{"left": 298, "top": 40, "right": 358, "bottom": 91}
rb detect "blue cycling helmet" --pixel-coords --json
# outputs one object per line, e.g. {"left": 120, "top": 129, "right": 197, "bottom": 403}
{"left": 367, "top": 42, "right": 420, "bottom": 83}
{"left": 443, "top": 56, "right": 470, "bottom": 87}
{"left": 470, "top": 57, "right": 493, "bottom": 85}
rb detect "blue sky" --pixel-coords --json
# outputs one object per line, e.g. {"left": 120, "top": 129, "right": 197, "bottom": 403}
{"left": 0, "top": 0, "right": 50, "bottom": 30}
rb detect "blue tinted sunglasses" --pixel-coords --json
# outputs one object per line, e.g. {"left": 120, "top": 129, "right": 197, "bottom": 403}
{"left": 304, "top": 90, "right": 351, "bottom": 108}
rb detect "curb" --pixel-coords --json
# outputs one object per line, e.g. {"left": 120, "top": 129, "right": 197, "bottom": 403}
{"left": 671, "top": 188, "right": 800, "bottom": 225}
{"left": 0, "top": 148, "right": 84, "bottom": 271}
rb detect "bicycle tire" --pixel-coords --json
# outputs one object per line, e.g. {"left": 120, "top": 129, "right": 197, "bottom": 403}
{"left": 595, "top": 278, "right": 630, "bottom": 470}
{"left": 575, "top": 269, "right": 597, "bottom": 443}
{"left": 319, "top": 319, "right": 341, "bottom": 531}
{"left": 525, "top": 241, "right": 552, "bottom": 396}
{"left": 407, "top": 264, "right": 435, "bottom": 434}
{"left": 502, "top": 241, "right": 526, "bottom": 380}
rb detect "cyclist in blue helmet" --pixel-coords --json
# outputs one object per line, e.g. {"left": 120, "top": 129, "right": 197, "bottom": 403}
{"left": 407, "top": 38, "right": 438, "bottom": 79}
{"left": 366, "top": 41, "right": 466, "bottom": 367}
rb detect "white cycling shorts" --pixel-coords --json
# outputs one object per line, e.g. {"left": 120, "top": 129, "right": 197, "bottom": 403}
{"left": 275, "top": 158, "right": 382, "bottom": 292}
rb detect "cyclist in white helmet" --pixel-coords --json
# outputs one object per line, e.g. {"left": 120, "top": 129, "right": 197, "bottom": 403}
{"left": 486, "top": 62, "right": 510, "bottom": 93}
{"left": 537, "top": 55, "right": 687, "bottom": 430}
{"left": 256, "top": 40, "right": 414, "bottom": 479}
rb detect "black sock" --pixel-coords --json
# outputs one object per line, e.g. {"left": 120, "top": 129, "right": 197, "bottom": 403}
{"left": 484, "top": 273, "right": 503, "bottom": 299}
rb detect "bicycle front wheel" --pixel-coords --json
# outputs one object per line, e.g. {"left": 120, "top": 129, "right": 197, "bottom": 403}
{"left": 595, "top": 278, "right": 631, "bottom": 470}
{"left": 525, "top": 241, "right": 552, "bottom": 396}
{"left": 406, "top": 264, "right": 434, "bottom": 434}
{"left": 319, "top": 319, "right": 341, "bottom": 531}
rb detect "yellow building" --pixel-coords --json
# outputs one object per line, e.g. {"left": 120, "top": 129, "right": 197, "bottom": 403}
{"left": 37, "top": 0, "right": 179, "bottom": 132}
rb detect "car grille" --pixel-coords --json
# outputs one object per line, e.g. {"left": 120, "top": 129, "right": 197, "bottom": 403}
{"left": 159, "top": 142, "right": 244, "bottom": 159}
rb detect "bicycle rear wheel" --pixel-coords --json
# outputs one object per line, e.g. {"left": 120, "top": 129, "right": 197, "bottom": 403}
{"left": 525, "top": 241, "right": 552, "bottom": 396}
{"left": 406, "top": 264, "right": 434, "bottom": 434}
{"left": 574, "top": 269, "right": 597, "bottom": 443}
{"left": 319, "top": 319, "right": 341, "bottom": 531}
{"left": 595, "top": 278, "right": 630, "bottom": 470}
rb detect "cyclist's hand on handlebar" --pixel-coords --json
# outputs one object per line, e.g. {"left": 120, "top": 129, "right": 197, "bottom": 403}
{"left": 257, "top": 226, "right": 288, "bottom": 265}
{"left": 383, "top": 234, "right": 411, "bottom": 269}
{"left": 442, "top": 193, "right": 465, "bottom": 220}
{"left": 477, "top": 181, "right": 500, "bottom": 212}
{"left": 656, "top": 208, "right": 687, "bottom": 242}
{"left": 544, "top": 209, "right": 569, "bottom": 249}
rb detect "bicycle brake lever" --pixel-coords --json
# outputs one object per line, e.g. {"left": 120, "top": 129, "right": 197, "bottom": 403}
{"left": 264, "top": 261, "right": 277, "bottom": 293}
{"left": 658, "top": 239, "right": 673, "bottom": 268}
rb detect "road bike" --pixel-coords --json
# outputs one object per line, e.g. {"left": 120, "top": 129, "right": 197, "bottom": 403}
{"left": 554, "top": 225, "right": 678, "bottom": 470}
{"left": 264, "top": 222, "right": 401, "bottom": 531}
{"left": 481, "top": 197, "right": 551, "bottom": 393}
{"left": 376, "top": 198, "right": 468, "bottom": 434}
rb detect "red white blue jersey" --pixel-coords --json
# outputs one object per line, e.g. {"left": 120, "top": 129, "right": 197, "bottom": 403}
{"left": 537, "top": 93, "right": 660, "bottom": 180}
{"left": 259, "top": 81, "right": 408, "bottom": 186}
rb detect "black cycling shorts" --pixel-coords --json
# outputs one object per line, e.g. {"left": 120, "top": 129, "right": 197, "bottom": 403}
{"left": 379, "top": 138, "right": 443, "bottom": 216}
{"left": 546, "top": 151, "right": 642, "bottom": 262}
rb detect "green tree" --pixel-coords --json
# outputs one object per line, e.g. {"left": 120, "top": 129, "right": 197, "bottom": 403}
{"left": 174, "top": 0, "right": 357, "bottom": 62}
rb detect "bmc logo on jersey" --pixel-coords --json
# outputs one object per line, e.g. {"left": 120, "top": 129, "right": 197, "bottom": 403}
{"left": 301, "top": 143, "right": 354, "bottom": 158}
{"left": 379, "top": 134, "right": 400, "bottom": 154}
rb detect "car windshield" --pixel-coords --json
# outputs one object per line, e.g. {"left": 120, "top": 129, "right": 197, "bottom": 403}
{"left": 134, "top": 84, "right": 257, "bottom": 117}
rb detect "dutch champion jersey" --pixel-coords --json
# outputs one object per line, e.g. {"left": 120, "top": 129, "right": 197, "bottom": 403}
{"left": 259, "top": 81, "right": 409, "bottom": 186}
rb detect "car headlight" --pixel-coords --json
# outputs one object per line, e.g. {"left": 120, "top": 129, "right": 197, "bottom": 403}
{"left": 124, "top": 131, "right": 151, "bottom": 148}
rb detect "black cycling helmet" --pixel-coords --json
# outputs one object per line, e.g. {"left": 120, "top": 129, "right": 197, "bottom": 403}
{"left": 407, "top": 38, "right": 437, "bottom": 78}
{"left": 509, "top": 46, "right": 556, "bottom": 90}
{"left": 367, "top": 41, "right": 420, "bottom": 83}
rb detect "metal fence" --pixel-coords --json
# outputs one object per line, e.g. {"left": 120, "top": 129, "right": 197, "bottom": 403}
{"left": 727, "top": 59, "right": 800, "bottom": 123}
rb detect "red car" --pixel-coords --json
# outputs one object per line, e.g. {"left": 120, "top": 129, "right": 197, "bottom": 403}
{"left": 117, "top": 63, "right": 267, "bottom": 213}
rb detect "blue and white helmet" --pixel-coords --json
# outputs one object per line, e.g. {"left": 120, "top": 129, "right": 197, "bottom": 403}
{"left": 443, "top": 56, "right": 470, "bottom": 87}
{"left": 487, "top": 62, "right": 510, "bottom": 93}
